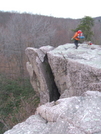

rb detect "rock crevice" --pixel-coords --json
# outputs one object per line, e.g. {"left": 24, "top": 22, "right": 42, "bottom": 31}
{"left": 25, "top": 46, "right": 60, "bottom": 104}
{"left": 41, "top": 54, "right": 60, "bottom": 102}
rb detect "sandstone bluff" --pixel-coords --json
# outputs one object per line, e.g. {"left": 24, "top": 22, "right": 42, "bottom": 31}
{"left": 4, "top": 43, "right": 101, "bottom": 134}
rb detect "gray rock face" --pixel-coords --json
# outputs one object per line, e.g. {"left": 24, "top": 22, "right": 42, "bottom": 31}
{"left": 25, "top": 45, "right": 60, "bottom": 104}
{"left": 25, "top": 46, "right": 59, "bottom": 104}
{"left": 47, "top": 43, "right": 101, "bottom": 98}
{"left": 25, "top": 43, "right": 101, "bottom": 103}
{"left": 4, "top": 44, "right": 101, "bottom": 134}
{"left": 4, "top": 91, "right": 101, "bottom": 134}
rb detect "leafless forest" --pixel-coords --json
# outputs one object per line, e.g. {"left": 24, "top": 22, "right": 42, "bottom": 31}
{"left": 0, "top": 11, "right": 101, "bottom": 78}
{"left": 0, "top": 12, "right": 78, "bottom": 78}
{"left": 0, "top": 11, "right": 101, "bottom": 133}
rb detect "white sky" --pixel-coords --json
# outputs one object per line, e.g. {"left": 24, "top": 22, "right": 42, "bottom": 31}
{"left": 0, "top": 0, "right": 100, "bottom": 19}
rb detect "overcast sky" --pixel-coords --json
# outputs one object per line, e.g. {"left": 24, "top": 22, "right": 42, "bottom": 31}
{"left": 0, "top": 0, "right": 100, "bottom": 19}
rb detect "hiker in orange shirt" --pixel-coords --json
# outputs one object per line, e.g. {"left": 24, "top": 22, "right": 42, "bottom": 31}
{"left": 71, "top": 30, "right": 82, "bottom": 49}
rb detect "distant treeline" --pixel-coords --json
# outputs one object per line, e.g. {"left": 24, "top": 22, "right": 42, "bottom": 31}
{"left": 0, "top": 11, "right": 101, "bottom": 77}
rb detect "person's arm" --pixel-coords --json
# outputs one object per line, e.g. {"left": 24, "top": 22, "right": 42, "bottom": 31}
{"left": 72, "top": 32, "right": 78, "bottom": 39}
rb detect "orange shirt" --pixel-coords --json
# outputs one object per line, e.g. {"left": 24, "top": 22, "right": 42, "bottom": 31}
{"left": 72, "top": 32, "right": 80, "bottom": 40}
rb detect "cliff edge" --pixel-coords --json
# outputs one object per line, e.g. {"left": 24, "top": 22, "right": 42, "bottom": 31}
{"left": 4, "top": 43, "right": 101, "bottom": 134}
{"left": 25, "top": 43, "right": 101, "bottom": 104}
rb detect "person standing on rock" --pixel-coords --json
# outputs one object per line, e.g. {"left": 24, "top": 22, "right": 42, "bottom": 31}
{"left": 71, "top": 30, "right": 84, "bottom": 49}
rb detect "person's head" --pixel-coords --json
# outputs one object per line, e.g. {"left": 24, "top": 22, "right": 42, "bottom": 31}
{"left": 77, "top": 30, "right": 82, "bottom": 33}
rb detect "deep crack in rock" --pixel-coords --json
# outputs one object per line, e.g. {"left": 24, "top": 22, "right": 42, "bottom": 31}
{"left": 42, "top": 54, "right": 60, "bottom": 102}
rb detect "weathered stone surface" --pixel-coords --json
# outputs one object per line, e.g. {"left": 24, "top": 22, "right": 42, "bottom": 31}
{"left": 4, "top": 91, "right": 101, "bottom": 134}
{"left": 25, "top": 43, "right": 101, "bottom": 103}
{"left": 25, "top": 46, "right": 57, "bottom": 104}
{"left": 4, "top": 44, "right": 101, "bottom": 134}
{"left": 4, "top": 115, "right": 47, "bottom": 134}
{"left": 47, "top": 43, "right": 101, "bottom": 98}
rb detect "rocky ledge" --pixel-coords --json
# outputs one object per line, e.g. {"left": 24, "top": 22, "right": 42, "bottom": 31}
{"left": 4, "top": 43, "right": 101, "bottom": 134}
{"left": 4, "top": 91, "right": 101, "bottom": 134}
{"left": 25, "top": 43, "right": 101, "bottom": 104}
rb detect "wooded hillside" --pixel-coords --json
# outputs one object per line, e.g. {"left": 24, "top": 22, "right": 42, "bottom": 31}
{"left": 0, "top": 11, "right": 101, "bottom": 78}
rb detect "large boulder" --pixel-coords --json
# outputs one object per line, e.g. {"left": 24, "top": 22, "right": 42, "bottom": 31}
{"left": 4, "top": 91, "right": 101, "bottom": 134}
{"left": 25, "top": 43, "right": 101, "bottom": 103}
{"left": 47, "top": 43, "right": 101, "bottom": 98}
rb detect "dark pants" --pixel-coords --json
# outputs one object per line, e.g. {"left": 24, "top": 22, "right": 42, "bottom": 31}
{"left": 74, "top": 40, "right": 78, "bottom": 49}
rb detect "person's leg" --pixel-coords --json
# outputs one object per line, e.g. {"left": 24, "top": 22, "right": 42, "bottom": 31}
{"left": 74, "top": 40, "right": 78, "bottom": 49}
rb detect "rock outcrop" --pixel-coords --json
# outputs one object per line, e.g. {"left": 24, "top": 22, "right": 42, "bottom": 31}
{"left": 25, "top": 45, "right": 60, "bottom": 104}
{"left": 4, "top": 43, "right": 101, "bottom": 134}
{"left": 25, "top": 43, "right": 101, "bottom": 104}
{"left": 4, "top": 91, "right": 101, "bottom": 134}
